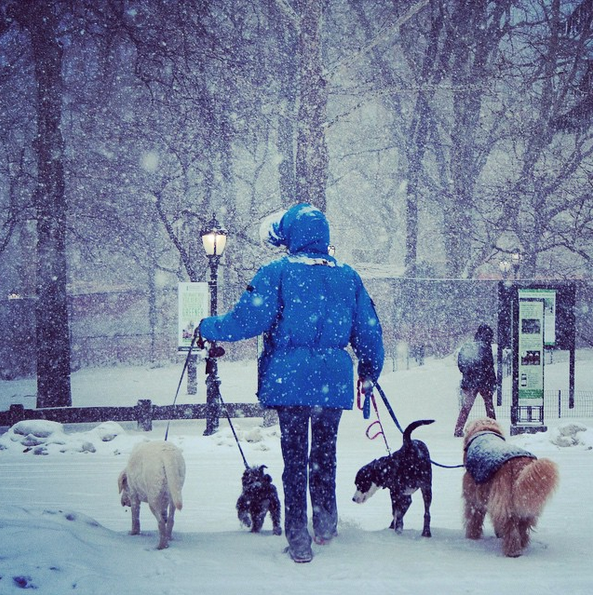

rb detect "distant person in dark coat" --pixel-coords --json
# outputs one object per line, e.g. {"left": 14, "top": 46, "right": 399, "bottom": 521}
{"left": 454, "top": 324, "right": 496, "bottom": 437}
{"left": 199, "top": 203, "right": 384, "bottom": 563}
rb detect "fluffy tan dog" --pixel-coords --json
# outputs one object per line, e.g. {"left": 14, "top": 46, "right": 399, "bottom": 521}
{"left": 118, "top": 440, "right": 186, "bottom": 549}
{"left": 462, "top": 418, "right": 559, "bottom": 557}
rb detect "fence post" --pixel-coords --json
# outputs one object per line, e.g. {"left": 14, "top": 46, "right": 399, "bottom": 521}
{"left": 137, "top": 399, "right": 153, "bottom": 431}
{"left": 262, "top": 408, "right": 278, "bottom": 427}
{"left": 558, "top": 389, "right": 562, "bottom": 419}
{"left": 187, "top": 353, "right": 197, "bottom": 395}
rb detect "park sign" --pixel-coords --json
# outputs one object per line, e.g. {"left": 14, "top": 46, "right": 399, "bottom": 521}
{"left": 178, "top": 282, "right": 209, "bottom": 351}
{"left": 518, "top": 298, "right": 544, "bottom": 401}
{"left": 518, "top": 288, "right": 557, "bottom": 347}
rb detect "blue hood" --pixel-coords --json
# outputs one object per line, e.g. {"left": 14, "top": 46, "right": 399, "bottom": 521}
{"left": 265, "top": 203, "right": 330, "bottom": 255}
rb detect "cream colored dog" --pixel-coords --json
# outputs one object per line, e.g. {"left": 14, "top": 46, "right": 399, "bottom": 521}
{"left": 462, "top": 418, "right": 559, "bottom": 557}
{"left": 118, "top": 440, "right": 186, "bottom": 549}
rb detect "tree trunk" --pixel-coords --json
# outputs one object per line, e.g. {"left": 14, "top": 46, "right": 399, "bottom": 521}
{"left": 273, "top": 5, "right": 298, "bottom": 208}
{"left": 14, "top": 1, "right": 72, "bottom": 407}
{"left": 295, "top": 0, "right": 328, "bottom": 212}
{"left": 403, "top": 7, "right": 445, "bottom": 277}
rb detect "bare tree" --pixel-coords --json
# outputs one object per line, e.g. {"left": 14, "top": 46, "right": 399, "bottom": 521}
{"left": 488, "top": 0, "right": 593, "bottom": 278}
{"left": 293, "top": 0, "right": 329, "bottom": 211}
{"left": 7, "top": 1, "right": 72, "bottom": 406}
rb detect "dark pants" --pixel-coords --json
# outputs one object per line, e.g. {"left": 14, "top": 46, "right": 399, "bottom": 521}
{"left": 276, "top": 406, "right": 343, "bottom": 548}
{"left": 454, "top": 386, "right": 496, "bottom": 436}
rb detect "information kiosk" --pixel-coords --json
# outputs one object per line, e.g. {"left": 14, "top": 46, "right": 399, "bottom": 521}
{"left": 497, "top": 282, "right": 575, "bottom": 435}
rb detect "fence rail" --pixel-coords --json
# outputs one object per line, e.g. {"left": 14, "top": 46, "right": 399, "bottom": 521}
{"left": 0, "top": 400, "right": 275, "bottom": 432}
{"left": 470, "top": 389, "right": 593, "bottom": 422}
{"left": 2, "top": 389, "right": 591, "bottom": 433}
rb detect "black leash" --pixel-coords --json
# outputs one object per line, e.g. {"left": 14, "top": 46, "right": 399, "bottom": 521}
{"left": 164, "top": 327, "right": 202, "bottom": 442}
{"left": 372, "top": 380, "right": 465, "bottom": 470}
{"left": 217, "top": 390, "right": 250, "bottom": 470}
{"left": 165, "top": 331, "right": 251, "bottom": 470}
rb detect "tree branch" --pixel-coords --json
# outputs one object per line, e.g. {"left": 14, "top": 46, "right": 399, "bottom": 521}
{"left": 327, "top": 0, "right": 430, "bottom": 80}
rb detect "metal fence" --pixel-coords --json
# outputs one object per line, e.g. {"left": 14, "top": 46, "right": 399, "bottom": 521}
{"left": 468, "top": 389, "right": 593, "bottom": 423}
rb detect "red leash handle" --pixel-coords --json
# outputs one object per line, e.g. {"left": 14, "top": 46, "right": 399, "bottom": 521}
{"left": 357, "top": 379, "right": 391, "bottom": 453}
{"left": 365, "top": 420, "right": 384, "bottom": 441}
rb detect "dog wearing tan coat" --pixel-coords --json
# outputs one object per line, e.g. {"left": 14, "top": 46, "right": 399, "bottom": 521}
{"left": 118, "top": 440, "right": 186, "bottom": 549}
{"left": 462, "top": 418, "right": 559, "bottom": 557}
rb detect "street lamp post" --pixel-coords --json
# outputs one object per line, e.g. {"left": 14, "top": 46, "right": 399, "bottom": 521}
{"left": 201, "top": 214, "right": 228, "bottom": 436}
{"left": 499, "top": 259, "right": 511, "bottom": 280}
{"left": 499, "top": 250, "right": 522, "bottom": 280}
{"left": 511, "top": 250, "right": 522, "bottom": 279}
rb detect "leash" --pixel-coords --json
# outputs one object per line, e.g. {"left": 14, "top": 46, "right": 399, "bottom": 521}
{"left": 164, "top": 327, "right": 204, "bottom": 442}
{"left": 357, "top": 379, "right": 391, "bottom": 454}
{"left": 372, "top": 380, "right": 405, "bottom": 433}
{"left": 217, "top": 389, "right": 251, "bottom": 470}
{"left": 201, "top": 337, "right": 251, "bottom": 470}
{"left": 166, "top": 331, "right": 251, "bottom": 470}
{"left": 369, "top": 380, "right": 465, "bottom": 470}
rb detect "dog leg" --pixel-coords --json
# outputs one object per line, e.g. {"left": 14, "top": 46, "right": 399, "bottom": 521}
{"left": 251, "top": 507, "right": 265, "bottom": 533}
{"left": 150, "top": 501, "right": 169, "bottom": 550}
{"left": 269, "top": 494, "right": 282, "bottom": 536}
{"left": 502, "top": 517, "right": 523, "bottom": 557}
{"left": 421, "top": 487, "right": 432, "bottom": 537}
{"left": 464, "top": 500, "right": 486, "bottom": 540}
{"left": 130, "top": 498, "right": 141, "bottom": 536}
{"left": 166, "top": 501, "right": 176, "bottom": 543}
{"left": 238, "top": 511, "right": 252, "bottom": 529}
{"left": 237, "top": 496, "right": 252, "bottom": 529}
{"left": 518, "top": 518, "right": 533, "bottom": 549}
{"left": 462, "top": 475, "right": 486, "bottom": 540}
{"left": 392, "top": 494, "right": 412, "bottom": 533}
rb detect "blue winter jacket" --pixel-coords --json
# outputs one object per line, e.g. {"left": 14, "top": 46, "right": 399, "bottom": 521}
{"left": 199, "top": 204, "right": 384, "bottom": 409}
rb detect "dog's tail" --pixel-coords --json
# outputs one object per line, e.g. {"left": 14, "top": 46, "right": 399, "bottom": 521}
{"left": 403, "top": 419, "right": 435, "bottom": 444}
{"left": 514, "top": 458, "right": 559, "bottom": 518}
{"left": 164, "top": 453, "right": 186, "bottom": 511}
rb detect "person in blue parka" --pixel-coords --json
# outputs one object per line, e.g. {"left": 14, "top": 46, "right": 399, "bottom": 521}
{"left": 199, "top": 203, "right": 384, "bottom": 563}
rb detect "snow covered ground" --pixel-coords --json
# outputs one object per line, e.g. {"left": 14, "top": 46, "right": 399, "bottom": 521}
{"left": 0, "top": 351, "right": 592, "bottom": 595}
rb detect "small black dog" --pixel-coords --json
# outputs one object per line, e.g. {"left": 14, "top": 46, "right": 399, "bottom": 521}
{"left": 236, "top": 465, "right": 282, "bottom": 535}
{"left": 353, "top": 419, "right": 434, "bottom": 537}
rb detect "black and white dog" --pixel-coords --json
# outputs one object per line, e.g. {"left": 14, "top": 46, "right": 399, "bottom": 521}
{"left": 236, "top": 465, "right": 282, "bottom": 535}
{"left": 353, "top": 419, "right": 434, "bottom": 537}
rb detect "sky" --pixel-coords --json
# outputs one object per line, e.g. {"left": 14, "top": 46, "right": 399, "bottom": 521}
{"left": 0, "top": 350, "right": 592, "bottom": 595}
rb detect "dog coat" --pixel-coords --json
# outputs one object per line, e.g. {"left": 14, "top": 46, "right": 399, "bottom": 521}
{"left": 465, "top": 431, "right": 536, "bottom": 484}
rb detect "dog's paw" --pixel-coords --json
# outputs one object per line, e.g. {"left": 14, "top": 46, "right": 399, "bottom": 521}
{"left": 273, "top": 526, "right": 282, "bottom": 536}
{"left": 505, "top": 549, "right": 523, "bottom": 558}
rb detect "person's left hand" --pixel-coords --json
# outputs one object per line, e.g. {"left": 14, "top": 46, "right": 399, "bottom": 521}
{"left": 358, "top": 378, "right": 373, "bottom": 419}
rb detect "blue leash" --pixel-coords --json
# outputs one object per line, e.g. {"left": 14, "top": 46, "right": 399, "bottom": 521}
{"left": 371, "top": 380, "right": 465, "bottom": 470}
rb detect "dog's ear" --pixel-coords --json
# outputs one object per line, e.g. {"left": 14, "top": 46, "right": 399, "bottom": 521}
{"left": 118, "top": 471, "right": 127, "bottom": 494}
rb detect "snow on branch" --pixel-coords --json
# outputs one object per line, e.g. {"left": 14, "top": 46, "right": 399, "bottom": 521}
{"left": 273, "top": 0, "right": 300, "bottom": 31}
{"left": 327, "top": 0, "right": 429, "bottom": 80}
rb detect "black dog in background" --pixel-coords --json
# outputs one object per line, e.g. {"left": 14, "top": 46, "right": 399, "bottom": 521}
{"left": 237, "top": 465, "right": 282, "bottom": 535}
{"left": 352, "top": 419, "right": 434, "bottom": 537}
